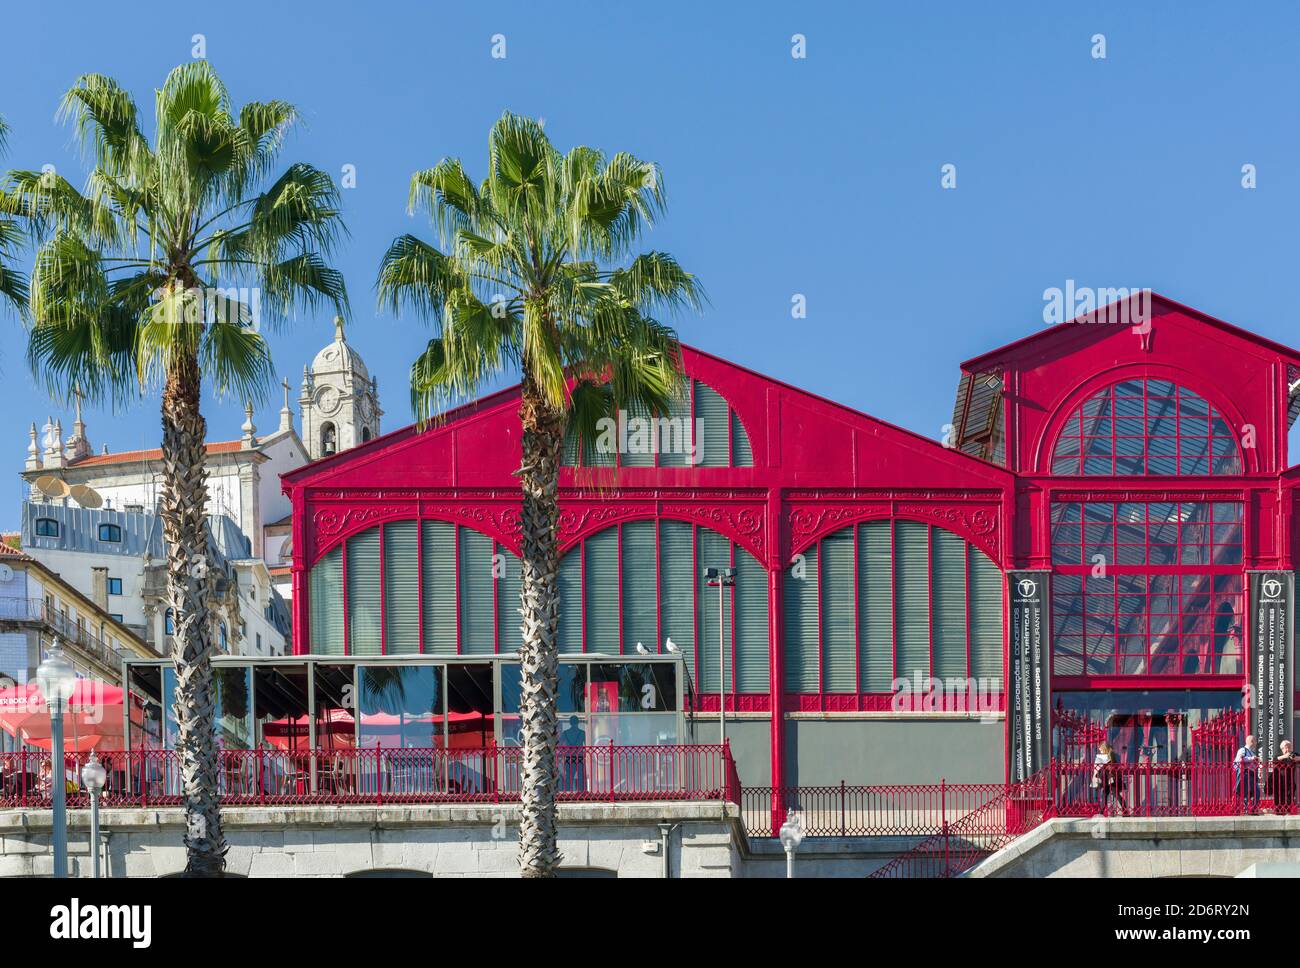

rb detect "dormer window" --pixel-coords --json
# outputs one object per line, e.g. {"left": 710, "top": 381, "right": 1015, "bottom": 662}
{"left": 34, "top": 518, "right": 59, "bottom": 538}
{"left": 98, "top": 523, "right": 123, "bottom": 542}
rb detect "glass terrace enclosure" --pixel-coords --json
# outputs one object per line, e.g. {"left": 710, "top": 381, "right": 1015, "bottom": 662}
{"left": 121, "top": 654, "right": 687, "bottom": 753}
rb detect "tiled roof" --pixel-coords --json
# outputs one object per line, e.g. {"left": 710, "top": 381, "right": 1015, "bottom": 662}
{"left": 0, "top": 542, "right": 30, "bottom": 560}
{"left": 67, "top": 440, "right": 246, "bottom": 467}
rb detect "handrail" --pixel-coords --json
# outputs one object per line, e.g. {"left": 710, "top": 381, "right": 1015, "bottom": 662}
{"left": 0, "top": 744, "right": 740, "bottom": 809}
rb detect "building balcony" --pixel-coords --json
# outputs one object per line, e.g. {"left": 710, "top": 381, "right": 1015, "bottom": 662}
{"left": 0, "top": 598, "right": 136, "bottom": 676}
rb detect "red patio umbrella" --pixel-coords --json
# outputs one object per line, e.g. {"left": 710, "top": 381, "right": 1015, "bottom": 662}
{"left": 0, "top": 679, "right": 126, "bottom": 751}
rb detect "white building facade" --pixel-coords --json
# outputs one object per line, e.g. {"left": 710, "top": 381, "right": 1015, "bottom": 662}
{"left": 15, "top": 316, "right": 380, "bottom": 650}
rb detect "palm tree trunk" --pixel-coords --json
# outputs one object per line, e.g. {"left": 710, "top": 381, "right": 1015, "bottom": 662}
{"left": 160, "top": 345, "right": 227, "bottom": 876}
{"left": 517, "top": 377, "right": 564, "bottom": 877}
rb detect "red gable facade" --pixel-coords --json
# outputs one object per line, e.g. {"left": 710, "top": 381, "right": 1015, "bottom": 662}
{"left": 282, "top": 296, "right": 1300, "bottom": 788}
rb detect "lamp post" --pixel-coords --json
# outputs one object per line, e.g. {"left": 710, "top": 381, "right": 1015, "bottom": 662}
{"left": 779, "top": 808, "right": 805, "bottom": 879}
{"left": 703, "top": 567, "right": 735, "bottom": 748}
{"left": 81, "top": 751, "right": 106, "bottom": 878}
{"left": 36, "top": 645, "right": 77, "bottom": 879}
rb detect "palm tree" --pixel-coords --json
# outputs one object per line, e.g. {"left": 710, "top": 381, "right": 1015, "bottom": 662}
{"left": 0, "top": 116, "right": 29, "bottom": 315}
{"left": 2, "top": 63, "right": 348, "bottom": 875}
{"left": 378, "top": 113, "right": 702, "bottom": 876}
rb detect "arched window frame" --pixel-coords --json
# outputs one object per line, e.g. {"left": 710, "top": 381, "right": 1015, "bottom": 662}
{"left": 561, "top": 378, "right": 756, "bottom": 470}
{"left": 1044, "top": 374, "right": 1248, "bottom": 477}
{"left": 321, "top": 421, "right": 337, "bottom": 457}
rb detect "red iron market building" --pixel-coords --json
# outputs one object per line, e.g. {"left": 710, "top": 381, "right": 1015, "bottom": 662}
{"left": 277, "top": 294, "right": 1300, "bottom": 794}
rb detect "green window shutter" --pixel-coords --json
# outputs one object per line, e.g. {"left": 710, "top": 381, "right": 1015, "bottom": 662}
{"left": 620, "top": 401, "right": 655, "bottom": 468}
{"left": 558, "top": 548, "right": 583, "bottom": 651}
{"left": 783, "top": 544, "right": 819, "bottom": 692}
{"left": 421, "top": 520, "right": 457, "bottom": 654}
{"left": 730, "top": 410, "right": 754, "bottom": 467}
{"left": 621, "top": 520, "right": 657, "bottom": 650}
{"left": 894, "top": 521, "right": 930, "bottom": 681}
{"left": 658, "top": 391, "right": 691, "bottom": 468}
{"left": 561, "top": 424, "right": 579, "bottom": 466}
{"left": 383, "top": 521, "right": 419, "bottom": 654}
{"left": 309, "top": 545, "right": 344, "bottom": 654}
{"left": 458, "top": 527, "right": 495, "bottom": 654}
{"left": 734, "top": 545, "right": 769, "bottom": 693}
{"left": 658, "top": 519, "right": 695, "bottom": 676}
{"left": 969, "top": 546, "right": 1004, "bottom": 680}
{"left": 820, "top": 528, "right": 855, "bottom": 692}
{"left": 347, "top": 528, "right": 382, "bottom": 656}
{"left": 858, "top": 521, "right": 893, "bottom": 691}
{"left": 693, "top": 380, "right": 729, "bottom": 467}
{"left": 932, "top": 528, "right": 968, "bottom": 679}
{"left": 695, "top": 527, "right": 732, "bottom": 692}
{"left": 582, "top": 418, "right": 615, "bottom": 467}
{"left": 496, "top": 548, "right": 523, "bottom": 654}
{"left": 584, "top": 527, "right": 619, "bottom": 652}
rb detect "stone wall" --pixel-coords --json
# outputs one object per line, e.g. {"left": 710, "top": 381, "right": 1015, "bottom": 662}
{"left": 969, "top": 815, "right": 1300, "bottom": 878}
{"left": 0, "top": 802, "right": 744, "bottom": 878}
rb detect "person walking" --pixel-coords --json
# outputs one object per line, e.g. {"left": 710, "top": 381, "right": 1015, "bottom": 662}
{"left": 1092, "top": 741, "right": 1127, "bottom": 817}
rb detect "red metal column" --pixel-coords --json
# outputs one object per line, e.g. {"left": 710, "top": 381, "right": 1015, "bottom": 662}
{"left": 767, "top": 487, "right": 785, "bottom": 832}
{"left": 290, "top": 489, "right": 310, "bottom": 654}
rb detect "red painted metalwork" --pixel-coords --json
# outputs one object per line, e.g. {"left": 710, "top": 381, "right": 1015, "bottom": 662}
{"left": 0, "top": 744, "right": 739, "bottom": 808}
{"left": 282, "top": 298, "right": 1300, "bottom": 796}
{"left": 741, "top": 780, "right": 1004, "bottom": 838}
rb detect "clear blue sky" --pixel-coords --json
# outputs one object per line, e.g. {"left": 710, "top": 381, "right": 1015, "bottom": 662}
{"left": 1, "top": 0, "right": 1297, "bottom": 526}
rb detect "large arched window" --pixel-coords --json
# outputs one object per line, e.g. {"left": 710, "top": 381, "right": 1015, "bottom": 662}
{"left": 783, "top": 521, "right": 1003, "bottom": 694}
{"left": 306, "top": 518, "right": 769, "bottom": 689}
{"left": 562, "top": 379, "right": 755, "bottom": 469}
{"left": 1050, "top": 379, "right": 1242, "bottom": 476}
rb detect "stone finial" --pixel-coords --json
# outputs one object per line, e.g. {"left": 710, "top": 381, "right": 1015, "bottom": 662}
{"left": 25, "top": 423, "right": 41, "bottom": 471}
{"left": 42, "top": 420, "right": 64, "bottom": 469}
{"left": 334, "top": 315, "right": 346, "bottom": 342}
{"left": 241, "top": 401, "right": 257, "bottom": 449}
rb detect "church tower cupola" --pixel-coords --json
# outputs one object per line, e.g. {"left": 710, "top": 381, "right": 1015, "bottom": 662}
{"left": 300, "top": 316, "right": 382, "bottom": 460}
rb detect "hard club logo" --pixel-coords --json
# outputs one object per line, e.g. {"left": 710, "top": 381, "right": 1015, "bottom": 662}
{"left": 1262, "top": 578, "right": 1283, "bottom": 601}
{"left": 1016, "top": 578, "right": 1038, "bottom": 599}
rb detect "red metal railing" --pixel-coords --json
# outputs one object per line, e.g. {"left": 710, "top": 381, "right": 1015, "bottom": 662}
{"left": 0, "top": 744, "right": 738, "bottom": 808}
{"left": 868, "top": 754, "right": 1297, "bottom": 878}
{"left": 741, "top": 780, "right": 1005, "bottom": 838}
{"left": 868, "top": 767, "right": 1054, "bottom": 878}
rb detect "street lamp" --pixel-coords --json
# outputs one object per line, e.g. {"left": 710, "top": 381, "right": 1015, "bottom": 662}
{"left": 36, "top": 645, "right": 77, "bottom": 879}
{"left": 81, "top": 751, "right": 107, "bottom": 879}
{"left": 779, "top": 808, "right": 805, "bottom": 879}
{"left": 703, "top": 567, "right": 735, "bottom": 748}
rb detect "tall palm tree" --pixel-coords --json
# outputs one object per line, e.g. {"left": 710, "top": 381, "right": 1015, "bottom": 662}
{"left": 2, "top": 63, "right": 348, "bottom": 875}
{"left": 0, "top": 116, "right": 29, "bottom": 315}
{"left": 378, "top": 113, "right": 702, "bottom": 876}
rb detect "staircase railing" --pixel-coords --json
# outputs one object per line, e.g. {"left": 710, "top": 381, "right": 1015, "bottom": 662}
{"left": 867, "top": 766, "right": 1054, "bottom": 878}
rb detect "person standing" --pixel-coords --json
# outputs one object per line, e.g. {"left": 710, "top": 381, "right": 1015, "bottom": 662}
{"left": 1269, "top": 740, "right": 1298, "bottom": 813}
{"left": 1092, "top": 741, "right": 1127, "bottom": 817}
{"left": 1234, "top": 734, "right": 1261, "bottom": 812}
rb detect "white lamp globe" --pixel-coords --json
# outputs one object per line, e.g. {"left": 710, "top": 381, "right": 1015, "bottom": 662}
{"left": 36, "top": 646, "right": 77, "bottom": 707}
{"left": 779, "top": 808, "right": 805, "bottom": 852}
{"left": 81, "top": 751, "right": 107, "bottom": 795}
